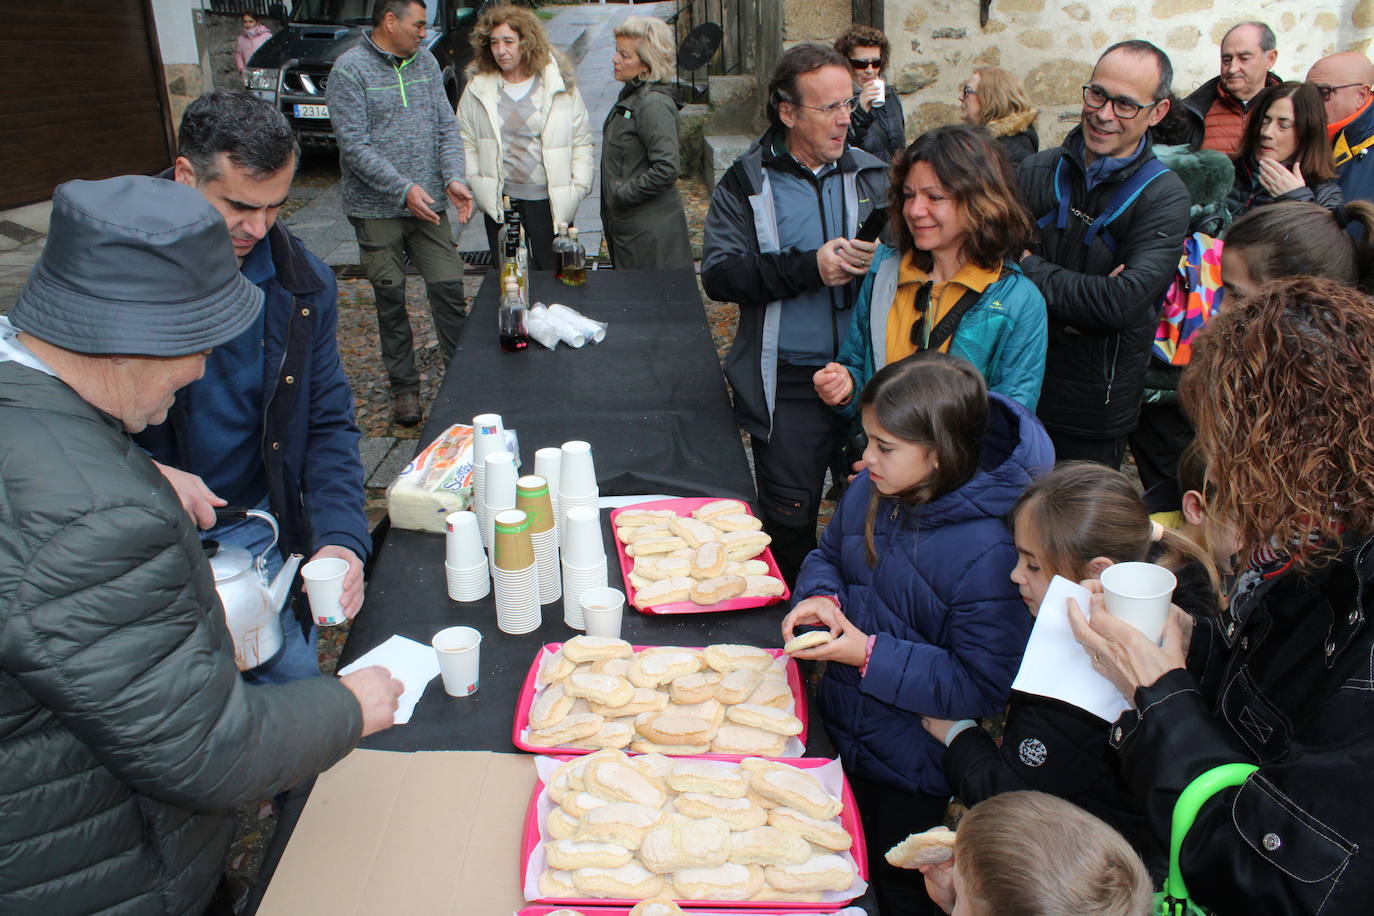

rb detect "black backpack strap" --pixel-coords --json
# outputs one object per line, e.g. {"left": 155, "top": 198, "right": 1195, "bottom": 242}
{"left": 1088, "top": 158, "right": 1171, "bottom": 254}
{"left": 908, "top": 280, "right": 983, "bottom": 353}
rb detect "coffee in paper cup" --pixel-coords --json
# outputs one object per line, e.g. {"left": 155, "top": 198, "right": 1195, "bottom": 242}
{"left": 1099, "top": 561, "right": 1177, "bottom": 644}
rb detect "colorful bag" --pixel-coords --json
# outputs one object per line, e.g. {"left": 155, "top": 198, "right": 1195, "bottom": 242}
{"left": 1152, "top": 232, "right": 1225, "bottom": 367}
{"left": 1153, "top": 762, "right": 1259, "bottom": 916}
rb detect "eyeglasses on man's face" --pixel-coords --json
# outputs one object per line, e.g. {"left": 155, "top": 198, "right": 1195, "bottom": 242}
{"left": 1312, "top": 82, "right": 1364, "bottom": 101}
{"left": 1082, "top": 84, "right": 1161, "bottom": 120}
{"left": 849, "top": 57, "right": 882, "bottom": 71}
{"left": 795, "top": 96, "right": 861, "bottom": 116}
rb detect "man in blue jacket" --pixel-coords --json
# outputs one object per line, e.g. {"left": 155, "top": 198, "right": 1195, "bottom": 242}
{"left": 1308, "top": 51, "right": 1374, "bottom": 206}
{"left": 138, "top": 91, "right": 371, "bottom": 684}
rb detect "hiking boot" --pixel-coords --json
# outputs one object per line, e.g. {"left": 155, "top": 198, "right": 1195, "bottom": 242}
{"left": 393, "top": 390, "right": 421, "bottom": 427}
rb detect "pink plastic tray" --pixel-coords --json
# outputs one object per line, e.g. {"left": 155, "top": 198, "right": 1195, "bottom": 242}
{"left": 520, "top": 755, "right": 868, "bottom": 912}
{"left": 512, "top": 643, "right": 809, "bottom": 755}
{"left": 517, "top": 908, "right": 835, "bottom": 915}
{"left": 609, "top": 497, "right": 792, "bottom": 614}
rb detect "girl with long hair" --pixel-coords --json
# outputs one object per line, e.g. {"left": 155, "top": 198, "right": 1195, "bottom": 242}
{"left": 923, "top": 462, "right": 1219, "bottom": 877}
{"left": 1223, "top": 81, "right": 1343, "bottom": 218}
{"left": 1221, "top": 198, "right": 1374, "bottom": 297}
{"left": 814, "top": 125, "right": 1047, "bottom": 416}
{"left": 785, "top": 350, "right": 1053, "bottom": 914}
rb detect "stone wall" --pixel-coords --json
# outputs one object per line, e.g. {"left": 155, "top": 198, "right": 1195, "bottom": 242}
{"left": 784, "top": 0, "right": 852, "bottom": 45}
{"left": 883, "top": 0, "right": 1374, "bottom": 146}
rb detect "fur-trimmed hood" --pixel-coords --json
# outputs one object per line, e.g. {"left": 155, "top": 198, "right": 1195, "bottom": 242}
{"left": 984, "top": 108, "right": 1038, "bottom": 139}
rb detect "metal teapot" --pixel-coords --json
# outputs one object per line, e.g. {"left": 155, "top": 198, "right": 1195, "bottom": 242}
{"left": 204, "top": 509, "right": 303, "bottom": 671}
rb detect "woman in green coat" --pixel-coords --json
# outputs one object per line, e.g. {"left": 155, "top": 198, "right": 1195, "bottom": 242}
{"left": 600, "top": 16, "right": 693, "bottom": 270}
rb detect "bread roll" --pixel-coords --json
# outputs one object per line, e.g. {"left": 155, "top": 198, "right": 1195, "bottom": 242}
{"left": 639, "top": 816, "right": 731, "bottom": 873}
{"left": 689, "top": 541, "right": 727, "bottom": 579}
{"left": 566, "top": 718, "right": 636, "bottom": 750}
{"left": 749, "top": 765, "right": 841, "bottom": 820}
{"left": 672, "top": 863, "right": 765, "bottom": 901}
{"left": 665, "top": 760, "right": 748, "bottom": 798}
{"left": 708, "top": 512, "right": 764, "bottom": 532}
{"left": 728, "top": 825, "right": 812, "bottom": 866}
{"left": 545, "top": 838, "right": 634, "bottom": 870}
{"left": 725, "top": 703, "right": 804, "bottom": 736}
{"left": 539, "top": 868, "right": 579, "bottom": 898}
{"left": 745, "top": 677, "right": 793, "bottom": 710}
{"left": 667, "top": 670, "right": 721, "bottom": 705}
{"left": 727, "top": 559, "right": 772, "bottom": 577}
{"left": 583, "top": 758, "right": 668, "bottom": 808}
{"left": 635, "top": 714, "right": 715, "bottom": 747}
{"left": 690, "top": 574, "right": 747, "bottom": 605}
{"left": 783, "top": 630, "right": 835, "bottom": 653}
{"left": 615, "top": 509, "right": 680, "bottom": 527}
{"left": 702, "top": 643, "right": 775, "bottom": 673}
{"left": 570, "top": 862, "right": 664, "bottom": 899}
{"left": 750, "top": 886, "right": 823, "bottom": 903}
{"left": 664, "top": 698, "right": 725, "bottom": 729}
{"left": 673, "top": 792, "right": 768, "bottom": 830}
{"left": 565, "top": 671, "right": 635, "bottom": 708}
{"left": 589, "top": 686, "right": 668, "bottom": 717}
{"left": 766, "top": 807, "right": 853, "bottom": 851}
{"left": 529, "top": 682, "right": 575, "bottom": 730}
{"left": 627, "top": 898, "right": 685, "bottom": 916}
{"left": 668, "top": 515, "right": 719, "bottom": 549}
{"left": 618, "top": 521, "right": 672, "bottom": 544}
{"left": 562, "top": 635, "right": 634, "bottom": 664}
{"left": 764, "top": 853, "right": 855, "bottom": 893}
{"left": 625, "top": 534, "right": 688, "bottom": 556}
{"left": 691, "top": 498, "right": 748, "bottom": 521}
{"left": 714, "top": 667, "right": 764, "bottom": 705}
{"left": 561, "top": 790, "right": 611, "bottom": 819}
{"left": 718, "top": 529, "right": 771, "bottom": 560}
{"left": 627, "top": 649, "right": 702, "bottom": 688}
{"left": 538, "top": 648, "right": 578, "bottom": 685}
{"left": 710, "top": 723, "right": 787, "bottom": 757}
{"left": 629, "top": 738, "right": 711, "bottom": 755}
{"left": 633, "top": 555, "right": 691, "bottom": 581}
{"left": 630, "top": 752, "right": 676, "bottom": 779}
{"left": 635, "top": 576, "right": 694, "bottom": 607}
{"left": 574, "top": 801, "right": 667, "bottom": 849}
{"left": 546, "top": 805, "right": 579, "bottom": 840}
{"left": 885, "top": 825, "right": 957, "bottom": 868}
{"left": 589, "top": 656, "right": 632, "bottom": 677}
{"left": 741, "top": 574, "right": 787, "bottom": 598}
{"left": 528, "top": 712, "right": 604, "bottom": 747}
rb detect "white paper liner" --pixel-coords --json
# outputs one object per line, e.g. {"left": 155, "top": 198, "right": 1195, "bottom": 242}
{"left": 522, "top": 755, "right": 868, "bottom": 904}
{"left": 520, "top": 646, "right": 805, "bottom": 757}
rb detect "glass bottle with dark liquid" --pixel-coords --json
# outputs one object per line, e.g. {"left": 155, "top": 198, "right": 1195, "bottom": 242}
{"left": 552, "top": 222, "right": 570, "bottom": 281}
{"left": 560, "top": 226, "right": 587, "bottom": 287}
{"left": 498, "top": 277, "right": 528, "bottom": 352}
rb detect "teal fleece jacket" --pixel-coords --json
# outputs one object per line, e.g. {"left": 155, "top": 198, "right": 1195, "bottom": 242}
{"left": 831, "top": 245, "right": 1049, "bottom": 414}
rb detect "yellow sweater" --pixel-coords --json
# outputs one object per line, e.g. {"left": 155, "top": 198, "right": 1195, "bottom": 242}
{"left": 884, "top": 251, "right": 1002, "bottom": 364}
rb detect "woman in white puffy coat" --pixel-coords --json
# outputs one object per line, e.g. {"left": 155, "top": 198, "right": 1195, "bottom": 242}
{"left": 458, "top": 4, "right": 594, "bottom": 269}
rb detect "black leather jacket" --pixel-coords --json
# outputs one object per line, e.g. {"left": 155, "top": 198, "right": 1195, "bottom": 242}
{"left": 1113, "top": 536, "right": 1374, "bottom": 914}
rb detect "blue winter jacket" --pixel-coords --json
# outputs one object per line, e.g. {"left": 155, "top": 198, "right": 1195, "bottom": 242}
{"left": 1333, "top": 100, "right": 1374, "bottom": 208}
{"left": 795, "top": 392, "right": 1054, "bottom": 796}
{"left": 832, "top": 245, "right": 1048, "bottom": 415}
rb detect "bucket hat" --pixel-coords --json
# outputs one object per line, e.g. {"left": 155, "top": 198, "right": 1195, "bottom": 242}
{"left": 9, "top": 175, "right": 263, "bottom": 357}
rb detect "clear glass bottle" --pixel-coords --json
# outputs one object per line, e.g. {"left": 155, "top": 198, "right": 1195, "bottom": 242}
{"left": 499, "top": 233, "right": 520, "bottom": 292}
{"left": 552, "top": 223, "right": 571, "bottom": 281}
{"left": 560, "top": 226, "right": 587, "bottom": 287}
{"left": 516, "top": 225, "right": 529, "bottom": 293}
{"left": 498, "top": 278, "right": 528, "bottom": 352}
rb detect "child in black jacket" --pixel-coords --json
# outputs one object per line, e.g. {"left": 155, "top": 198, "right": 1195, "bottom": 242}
{"left": 921, "top": 462, "right": 1219, "bottom": 879}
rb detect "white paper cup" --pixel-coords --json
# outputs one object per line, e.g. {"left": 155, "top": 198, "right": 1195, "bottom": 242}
{"left": 445, "top": 561, "right": 490, "bottom": 602}
{"left": 1100, "top": 561, "right": 1177, "bottom": 644}
{"left": 561, "top": 505, "right": 605, "bottom": 567}
{"left": 534, "top": 447, "right": 562, "bottom": 518}
{"left": 870, "top": 77, "right": 885, "bottom": 107}
{"left": 445, "top": 511, "right": 484, "bottom": 567}
{"left": 471, "top": 413, "right": 506, "bottom": 466}
{"left": 301, "top": 556, "right": 349, "bottom": 626}
{"left": 579, "top": 587, "right": 625, "bottom": 639}
{"left": 433, "top": 625, "right": 482, "bottom": 696}
{"left": 562, "top": 560, "right": 609, "bottom": 629}
{"left": 559, "top": 440, "right": 597, "bottom": 498}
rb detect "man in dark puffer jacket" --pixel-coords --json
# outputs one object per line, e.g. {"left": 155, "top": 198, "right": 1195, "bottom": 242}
{"left": 1017, "top": 40, "right": 1190, "bottom": 468}
{"left": 0, "top": 177, "right": 402, "bottom": 914}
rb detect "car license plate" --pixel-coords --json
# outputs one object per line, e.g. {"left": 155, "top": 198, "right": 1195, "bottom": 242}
{"left": 294, "top": 104, "right": 329, "bottom": 119}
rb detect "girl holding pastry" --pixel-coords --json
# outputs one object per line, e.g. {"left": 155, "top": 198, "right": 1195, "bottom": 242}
{"left": 921, "top": 462, "right": 1219, "bottom": 877}
{"left": 782, "top": 351, "right": 1052, "bottom": 914}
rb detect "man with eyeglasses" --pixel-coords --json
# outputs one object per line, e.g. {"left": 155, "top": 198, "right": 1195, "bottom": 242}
{"left": 702, "top": 42, "right": 888, "bottom": 585}
{"left": 1179, "top": 21, "right": 1280, "bottom": 159}
{"left": 1307, "top": 51, "right": 1374, "bottom": 206}
{"left": 1015, "top": 40, "right": 1190, "bottom": 469}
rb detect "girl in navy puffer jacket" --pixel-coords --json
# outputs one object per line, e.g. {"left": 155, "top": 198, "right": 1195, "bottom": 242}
{"left": 783, "top": 351, "right": 1052, "bottom": 915}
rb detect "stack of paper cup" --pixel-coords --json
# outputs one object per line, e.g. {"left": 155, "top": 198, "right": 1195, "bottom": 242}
{"left": 470, "top": 413, "right": 506, "bottom": 550}
{"left": 534, "top": 447, "right": 563, "bottom": 544}
{"left": 557, "top": 440, "right": 598, "bottom": 544}
{"left": 492, "top": 509, "right": 541, "bottom": 634}
{"left": 483, "top": 450, "right": 518, "bottom": 574}
{"left": 561, "top": 504, "right": 608, "bottom": 630}
{"left": 517, "top": 475, "right": 561, "bottom": 605}
{"left": 443, "top": 511, "right": 489, "bottom": 601}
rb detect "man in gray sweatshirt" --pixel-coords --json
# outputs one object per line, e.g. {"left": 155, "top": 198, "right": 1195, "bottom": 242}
{"left": 327, "top": 0, "right": 473, "bottom": 426}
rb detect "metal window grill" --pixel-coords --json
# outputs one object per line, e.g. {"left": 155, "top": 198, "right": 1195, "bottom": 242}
{"left": 670, "top": 0, "right": 743, "bottom": 105}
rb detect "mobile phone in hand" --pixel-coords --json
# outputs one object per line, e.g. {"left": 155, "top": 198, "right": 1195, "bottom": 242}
{"left": 855, "top": 207, "right": 888, "bottom": 243}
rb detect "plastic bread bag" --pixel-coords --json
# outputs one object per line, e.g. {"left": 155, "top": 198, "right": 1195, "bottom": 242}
{"left": 386, "top": 424, "right": 517, "bottom": 532}
{"left": 547, "top": 303, "right": 608, "bottom": 344}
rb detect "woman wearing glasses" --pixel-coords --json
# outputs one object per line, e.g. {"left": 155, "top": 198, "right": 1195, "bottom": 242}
{"left": 957, "top": 67, "right": 1040, "bottom": 167}
{"left": 1223, "top": 82, "right": 1343, "bottom": 219}
{"left": 835, "top": 25, "right": 906, "bottom": 161}
{"left": 813, "top": 126, "right": 1048, "bottom": 417}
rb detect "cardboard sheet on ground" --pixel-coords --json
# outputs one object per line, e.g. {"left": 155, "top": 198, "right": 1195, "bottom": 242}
{"left": 258, "top": 749, "right": 534, "bottom": 916}
{"left": 1010, "top": 575, "right": 1132, "bottom": 724}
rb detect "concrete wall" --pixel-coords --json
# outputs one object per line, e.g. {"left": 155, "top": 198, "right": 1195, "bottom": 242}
{"left": 883, "top": 0, "right": 1374, "bottom": 147}
{"left": 150, "top": 0, "right": 212, "bottom": 132}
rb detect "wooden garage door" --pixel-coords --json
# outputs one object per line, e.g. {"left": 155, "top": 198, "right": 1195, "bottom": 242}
{"left": 0, "top": 0, "right": 175, "bottom": 208}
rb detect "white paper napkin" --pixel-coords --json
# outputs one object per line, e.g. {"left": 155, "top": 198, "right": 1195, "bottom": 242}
{"left": 336, "top": 634, "right": 440, "bottom": 725}
{"left": 1011, "top": 575, "right": 1132, "bottom": 724}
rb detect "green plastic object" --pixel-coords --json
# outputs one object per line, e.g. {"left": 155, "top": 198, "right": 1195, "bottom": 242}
{"left": 1153, "top": 762, "right": 1260, "bottom": 916}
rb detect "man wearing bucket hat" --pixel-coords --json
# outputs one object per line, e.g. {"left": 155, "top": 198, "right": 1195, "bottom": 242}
{"left": 0, "top": 175, "right": 401, "bottom": 914}
{"left": 137, "top": 90, "right": 371, "bottom": 686}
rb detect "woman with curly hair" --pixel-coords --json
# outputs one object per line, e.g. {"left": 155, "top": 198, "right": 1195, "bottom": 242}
{"left": 1223, "top": 81, "right": 1343, "bottom": 219}
{"left": 813, "top": 125, "right": 1048, "bottom": 415}
{"left": 835, "top": 24, "right": 906, "bottom": 161}
{"left": 458, "top": 3, "right": 594, "bottom": 268}
{"left": 1071, "top": 274, "right": 1374, "bottom": 914}
{"left": 599, "top": 15, "right": 692, "bottom": 269}
{"left": 958, "top": 67, "right": 1039, "bottom": 167}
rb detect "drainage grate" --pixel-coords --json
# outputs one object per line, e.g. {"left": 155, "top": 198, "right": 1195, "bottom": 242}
{"left": 0, "top": 220, "right": 43, "bottom": 245}
{"left": 460, "top": 249, "right": 493, "bottom": 267}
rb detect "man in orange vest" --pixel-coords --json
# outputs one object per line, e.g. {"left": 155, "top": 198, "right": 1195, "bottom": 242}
{"left": 1309, "top": 52, "right": 1374, "bottom": 206}
{"left": 1179, "top": 22, "right": 1279, "bottom": 159}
